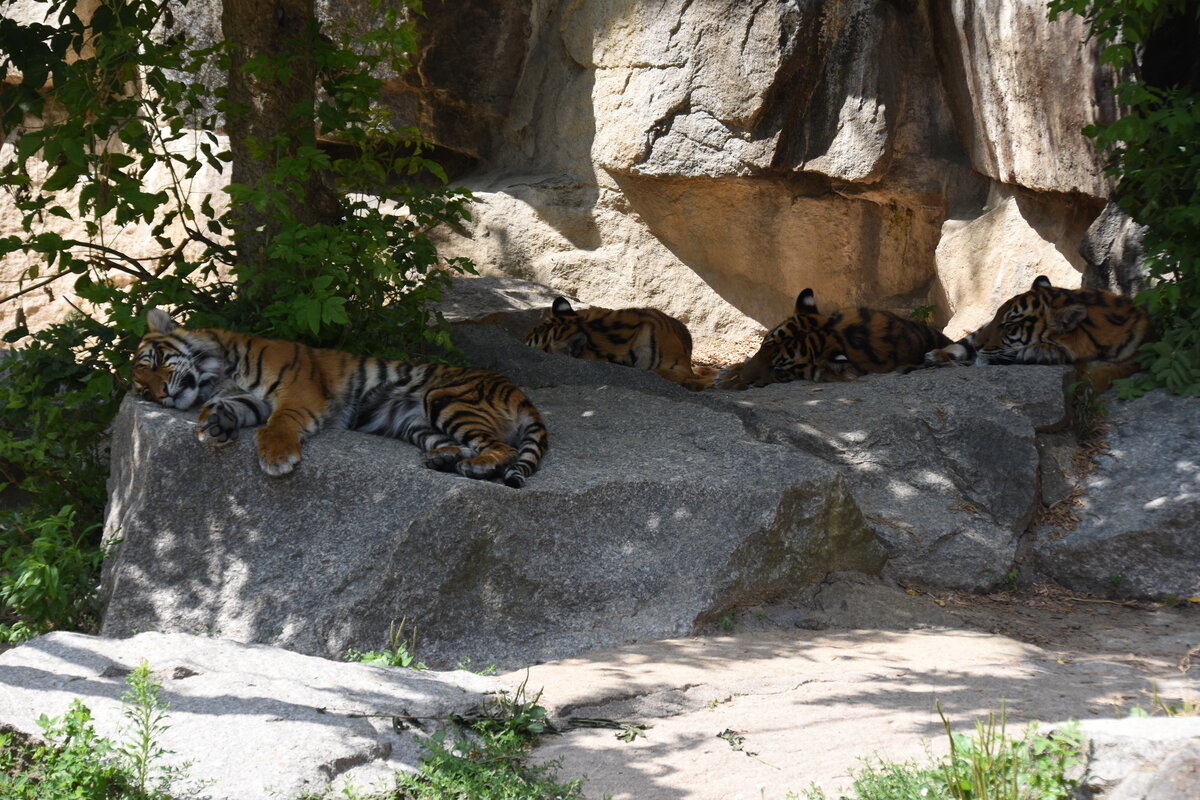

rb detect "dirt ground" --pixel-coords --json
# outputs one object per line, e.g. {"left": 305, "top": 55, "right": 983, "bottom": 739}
{"left": 504, "top": 581, "right": 1199, "bottom": 800}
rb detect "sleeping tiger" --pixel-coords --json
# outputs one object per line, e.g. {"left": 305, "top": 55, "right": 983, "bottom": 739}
{"left": 923, "top": 276, "right": 1151, "bottom": 389}
{"left": 715, "top": 288, "right": 951, "bottom": 389}
{"left": 131, "top": 309, "right": 548, "bottom": 488}
{"left": 523, "top": 297, "right": 716, "bottom": 390}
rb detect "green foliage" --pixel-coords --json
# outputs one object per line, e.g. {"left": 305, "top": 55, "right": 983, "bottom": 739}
{"left": 390, "top": 680, "right": 584, "bottom": 800}
{"left": 0, "top": 667, "right": 181, "bottom": 799}
{"left": 295, "top": 679, "right": 586, "bottom": 800}
{"left": 0, "top": 316, "right": 123, "bottom": 642}
{"left": 938, "top": 703, "right": 1083, "bottom": 800}
{"left": 801, "top": 703, "right": 1084, "bottom": 800}
{"left": 804, "top": 758, "right": 948, "bottom": 800}
{"left": 0, "top": 0, "right": 473, "bottom": 637}
{"left": 120, "top": 661, "right": 178, "bottom": 796}
{"left": 1048, "top": 0, "right": 1200, "bottom": 396}
{"left": 343, "top": 618, "right": 428, "bottom": 670}
{"left": 0, "top": 701, "right": 135, "bottom": 799}
{"left": 909, "top": 305, "right": 937, "bottom": 323}
{"left": 390, "top": 730, "right": 586, "bottom": 800}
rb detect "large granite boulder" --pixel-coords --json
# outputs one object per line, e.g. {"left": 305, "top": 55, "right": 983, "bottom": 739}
{"left": 99, "top": 317, "right": 1095, "bottom": 672}
{"left": 1028, "top": 390, "right": 1200, "bottom": 600}
{"left": 0, "top": 631, "right": 495, "bottom": 800}
{"left": 99, "top": 367, "right": 885, "bottom": 669}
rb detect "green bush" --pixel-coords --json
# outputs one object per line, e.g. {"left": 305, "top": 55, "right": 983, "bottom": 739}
{"left": 1048, "top": 0, "right": 1200, "bottom": 397}
{"left": 0, "top": 0, "right": 474, "bottom": 639}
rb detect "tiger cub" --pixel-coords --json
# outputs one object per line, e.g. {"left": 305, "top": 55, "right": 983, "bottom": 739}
{"left": 923, "top": 276, "right": 1151, "bottom": 389}
{"left": 716, "top": 289, "right": 951, "bottom": 389}
{"left": 131, "top": 309, "right": 548, "bottom": 488}
{"left": 523, "top": 297, "right": 715, "bottom": 390}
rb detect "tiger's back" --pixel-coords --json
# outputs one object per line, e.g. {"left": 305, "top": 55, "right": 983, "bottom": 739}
{"left": 716, "top": 289, "right": 950, "bottom": 389}
{"left": 132, "top": 309, "right": 547, "bottom": 487}
{"left": 524, "top": 297, "right": 713, "bottom": 389}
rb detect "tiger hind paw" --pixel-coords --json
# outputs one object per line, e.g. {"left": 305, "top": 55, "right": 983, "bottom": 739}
{"left": 424, "top": 445, "right": 469, "bottom": 472}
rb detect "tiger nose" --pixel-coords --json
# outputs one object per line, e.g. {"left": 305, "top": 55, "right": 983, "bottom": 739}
{"left": 158, "top": 385, "right": 169, "bottom": 398}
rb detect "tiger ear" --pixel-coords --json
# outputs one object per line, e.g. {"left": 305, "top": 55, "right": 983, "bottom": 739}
{"left": 1032, "top": 275, "right": 1052, "bottom": 290}
{"left": 146, "top": 308, "right": 177, "bottom": 334}
{"left": 1052, "top": 304, "right": 1088, "bottom": 333}
{"left": 552, "top": 297, "right": 577, "bottom": 317}
{"left": 796, "top": 289, "right": 819, "bottom": 315}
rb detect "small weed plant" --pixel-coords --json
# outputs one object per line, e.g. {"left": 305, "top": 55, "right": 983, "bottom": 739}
{"left": 802, "top": 701, "right": 1084, "bottom": 800}
{"left": 298, "top": 676, "right": 587, "bottom": 800}
{"left": 0, "top": 661, "right": 183, "bottom": 799}
{"left": 343, "top": 618, "right": 427, "bottom": 670}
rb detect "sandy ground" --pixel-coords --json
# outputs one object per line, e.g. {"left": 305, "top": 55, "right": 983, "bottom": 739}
{"left": 502, "top": 583, "right": 1199, "bottom": 800}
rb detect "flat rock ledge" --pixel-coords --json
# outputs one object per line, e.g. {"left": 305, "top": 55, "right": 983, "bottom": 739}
{"left": 99, "top": 318, "right": 1199, "bottom": 669}
{"left": 0, "top": 631, "right": 495, "bottom": 800}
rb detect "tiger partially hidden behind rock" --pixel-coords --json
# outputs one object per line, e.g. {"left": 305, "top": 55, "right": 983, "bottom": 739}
{"left": 716, "top": 288, "right": 951, "bottom": 389}
{"left": 923, "top": 276, "right": 1152, "bottom": 389}
{"left": 131, "top": 309, "right": 548, "bottom": 488}
{"left": 523, "top": 297, "right": 717, "bottom": 390}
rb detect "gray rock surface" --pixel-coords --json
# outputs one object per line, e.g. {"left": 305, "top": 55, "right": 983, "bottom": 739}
{"left": 99, "top": 378, "right": 884, "bottom": 668}
{"left": 1068, "top": 718, "right": 1200, "bottom": 800}
{"left": 1028, "top": 390, "right": 1200, "bottom": 600}
{"left": 0, "top": 631, "right": 494, "bottom": 800}
{"left": 700, "top": 365, "right": 1071, "bottom": 590}
{"left": 1082, "top": 200, "right": 1150, "bottom": 296}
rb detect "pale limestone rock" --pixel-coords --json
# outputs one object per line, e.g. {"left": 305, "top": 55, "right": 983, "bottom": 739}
{"left": 0, "top": 131, "right": 230, "bottom": 334}
{"left": 3, "top": 0, "right": 1124, "bottom": 347}
{"left": 935, "top": 187, "right": 1093, "bottom": 339}
{"left": 932, "top": 0, "right": 1118, "bottom": 196}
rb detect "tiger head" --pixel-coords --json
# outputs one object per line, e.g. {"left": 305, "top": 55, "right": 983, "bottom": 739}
{"left": 716, "top": 289, "right": 851, "bottom": 389}
{"left": 131, "top": 309, "right": 223, "bottom": 409}
{"left": 965, "top": 276, "right": 1086, "bottom": 365}
{"left": 523, "top": 297, "right": 588, "bottom": 357}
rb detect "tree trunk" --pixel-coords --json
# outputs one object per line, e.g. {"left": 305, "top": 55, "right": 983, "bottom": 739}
{"left": 221, "top": 0, "right": 340, "bottom": 284}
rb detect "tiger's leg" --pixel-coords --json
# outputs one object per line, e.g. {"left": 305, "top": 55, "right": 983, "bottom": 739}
{"left": 196, "top": 389, "right": 272, "bottom": 447}
{"left": 1036, "top": 359, "right": 1139, "bottom": 435}
{"left": 984, "top": 342, "right": 1072, "bottom": 366}
{"left": 652, "top": 364, "right": 712, "bottom": 391}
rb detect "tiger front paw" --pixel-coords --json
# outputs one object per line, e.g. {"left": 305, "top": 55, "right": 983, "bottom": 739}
{"left": 197, "top": 403, "right": 240, "bottom": 446}
{"left": 713, "top": 366, "right": 748, "bottom": 391}
{"left": 923, "top": 343, "right": 972, "bottom": 367}
{"left": 255, "top": 427, "right": 302, "bottom": 476}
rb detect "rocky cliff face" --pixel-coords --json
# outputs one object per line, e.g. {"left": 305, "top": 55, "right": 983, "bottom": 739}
{"left": 1, "top": 1, "right": 1120, "bottom": 341}
{"left": 389, "top": 0, "right": 1119, "bottom": 339}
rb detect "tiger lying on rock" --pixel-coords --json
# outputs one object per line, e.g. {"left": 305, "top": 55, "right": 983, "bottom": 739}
{"left": 131, "top": 309, "right": 548, "bottom": 488}
{"left": 923, "top": 276, "right": 1152, "bottom": 390}
{"left": 716, "top": 289, "right": 951, "bottom": 389}
{"left": 523, "top": 297, "right": 716, "bottom": 391}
